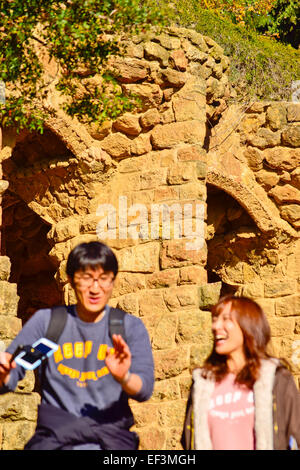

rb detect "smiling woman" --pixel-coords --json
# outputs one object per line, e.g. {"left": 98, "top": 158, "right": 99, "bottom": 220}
{"left": 182, "top": 295, "right": 300, "bottom": 450}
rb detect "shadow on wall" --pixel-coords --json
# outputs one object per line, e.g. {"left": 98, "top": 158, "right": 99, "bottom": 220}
{"left": 2, "top": 192, "right": 62, "bottom": 324}
{"left": 1, "top": 127, "right": 70, "bottom": 324}
{"left": 206, "top": 183, "right": 276, "bottom": 298}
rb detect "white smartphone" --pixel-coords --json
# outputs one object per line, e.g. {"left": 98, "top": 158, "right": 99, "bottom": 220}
{"left": 14, "top": 338, "right": 59, "bottom": 370}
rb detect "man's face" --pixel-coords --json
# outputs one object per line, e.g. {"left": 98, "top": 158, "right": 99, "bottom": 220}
{"left": 71, "top": 266, "right": 115, "bottom": 322}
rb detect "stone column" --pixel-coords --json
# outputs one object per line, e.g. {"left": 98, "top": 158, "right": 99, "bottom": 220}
{"left": 0, "top": 127, "right": 40, "bottom": 449}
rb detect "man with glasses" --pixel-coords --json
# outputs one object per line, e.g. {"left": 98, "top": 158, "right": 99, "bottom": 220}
{"left": 0, "top": 241, "right": 154, "bottom": 450}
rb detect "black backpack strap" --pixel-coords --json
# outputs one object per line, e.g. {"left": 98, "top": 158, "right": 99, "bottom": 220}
{"left": 108, "top": 308, "right": 126, "bottom": 342}
{"left": 45, "top": 306, "right": 68, "bottom": 344}
{"left": 38, "top": 306, "right": 68, "bottom": 395}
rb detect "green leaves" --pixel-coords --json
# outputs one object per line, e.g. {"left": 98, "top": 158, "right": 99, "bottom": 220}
{"left": 0, "top": 0, "right": 164, "bottom": 132}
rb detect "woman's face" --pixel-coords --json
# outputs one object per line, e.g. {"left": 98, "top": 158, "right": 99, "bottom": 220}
{"left": 211, "top": 302, "right": 244, "bottom": 358}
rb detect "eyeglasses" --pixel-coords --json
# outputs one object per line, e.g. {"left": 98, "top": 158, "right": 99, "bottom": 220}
{"left": 74, "top": 273, "right": 114, "bottom": 289}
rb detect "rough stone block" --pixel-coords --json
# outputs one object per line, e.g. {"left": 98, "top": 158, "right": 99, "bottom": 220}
{"left": 268, "top": 316, "right": 295, "bottom": 337}
{"left": 206, "top": 76, "right": 226, "bottom": 100}
{"left": 118, "top": 242, "right": 160, "bottom": 273}
{"left": 16, "top": 371, "right": 35, "bottom": 393}
{"left": 255, "top": 169, "right": 280, "bottom": 191}
{"left": 123, "top": 83, "right": 163, "bottom": 111}
{"left": 178, "top": 375, "right": 193, "bottom": 399}
{"left": 158, "top": 400, "right": 187, "bottom": 428}
{"left": 177, "top": 145, "right": 206, "bottom": 162}
{"left": 108, "top": 57, "right": 150, "bottom": 83}
{"left": 294, "top": 318, "right": 300, "bottom": 334}
{"left": 151, "top": 313, "right": 178, "bottom": 350}
{"left": 140, "top": 168, "right": 167, "bottom": 189}
{"left": 263, "top": 147, "right": 300, "bottom": 171}
{"left": 242, "top": 281, "right": 264, "bottom": 298}
{"left": 265, "top": 279, "right": 297, "bottom": 298}
{"left": 144, "top": 41, "right": 169, "bottom": 66}
{"left": 280, "top": 204, "right": 300, "bottom": 225}
{"left": 130, "top": 133, "right": 152, "bottom": 156}
{"left": 0, "top": 315, "right": 21, "bottom": 340}
{"left": 240, "top": 113, "right": 266, "bottom": 136}
{"left": 247, "top": 128, "right": 281, "bottom": 148}
{"left": 269, "top": 184, "right": 300, "bottom": 205}
{"left": 182, "top": 42, "right": 207, "bottom": 63}
{"left": 1, "top": 420, "right": 37, "bottom": 450}
{"left": 169, "top": 49, "right": 188, "bottom": 71}
{"left": 179, "top": 182, "right": 207, "bottom": 201}
{"left": 287, "top": 103, "right": 300, "bottom": 122}
{"left": 49, "top": 217, "right": 80, "bottom": 243}
{"left": 254, "top": 298, "right": 276, "bottom": 317}
{"left": 167, "top": 163, "right": 196, "bottom": 185}
{"left": 156, "top": 33, "right": 181, "bottom": 50}
{"left": 113, "top": 272, "right": 146, "bottom": 296}
{"left": 163, "top": 285, "right": 200, "bottom": 312}
{"left": 0, "top": 283, "right": 19, "bottom": 316}
{"left": 266, "top": 103, "right": 287, "bottom": 131}
{"left": 117, "top": 293, "right": 139, "bottom": 316}
{"left": 158, "top": 68, "right": 187, "bottom": 88}
{"left": 100, "top": 132, "right": 132, "bottom": 159}
{"left": 160, "top": 240, "right": 207, "bottom": 269}
{"left": 196, "top": 161, "right": 207, "bottom": 179}
{"left": 176, "top": 309, "right": 212, "bottom": 344}
{"left": 179, "top": 265, "right": 207, "bottom": 285}
{"left": 198, "top": 282, "right": 222, "bottom": 310}
{"left": 146, "top": 269, "right": 179, "bottom": 288}
{"left": 275, "top": 295, "right": 300, "bottom": 317}
{"left": 153, "top": 347, "right": 190, "bottom": 380}
{"left": 113, "top": 113, "right": 141, "bottom": 136}
{"left": 129, "top": 402, "right": 160, "bottom": 429}
{"left": 140, "top": 108, "right": 160, "bottom": 129}
{"left": 271, "top": 336, "right": 300, "bottom": 374}
{"left": 244, "top": 146, "right": 264, "bottom": 171}
{"left": 136, "top": 426, "right": 166, "bottom": 450}
{"left": 48, "top": 241, "right": 69, "bottom": 265}
{"left": 173, "top": 90, "right": 206, "bottom": 122}
{"left": 282, "top": 125, "right": 300, "bottom": 147}
{"left": 0, "top": 392, "right": 40, "bottom": 422}
{"left": 150, "top": 378, "right": 181, "bottom": 402}
{"left": 0, "top": 257, "right": 11, "bottom": 281}
{"left": 151, "top": 121, "right": 206, "bottom": 150}
{"left": 154, "top": 186, "right": 179, "bottom": 202}
{"left": 190, "top": 342, "right": 214, "bottom": 368}
{"left": 138, "top": 289, "right": 167, "bottom": 316}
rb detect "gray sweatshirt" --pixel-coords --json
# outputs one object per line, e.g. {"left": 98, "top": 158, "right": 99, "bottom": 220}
{"left": 3, "top": 305, "right": 154, "bottom": 427}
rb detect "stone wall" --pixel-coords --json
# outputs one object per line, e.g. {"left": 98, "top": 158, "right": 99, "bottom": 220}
{"left": 207, "top": 101, "right": 300, "bottom": 385}
{"left": 0, "top": 26, "right": 299, "bottom": 449}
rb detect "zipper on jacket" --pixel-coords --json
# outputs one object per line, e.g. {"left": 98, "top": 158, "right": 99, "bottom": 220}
{"left": 273, "top": 393, "right": 278, "bottom": 434}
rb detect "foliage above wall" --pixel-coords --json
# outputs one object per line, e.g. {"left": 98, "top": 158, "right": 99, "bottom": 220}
{"left": 167, "top": 0, "right": 300, "bottom": 103}
{"left": 0, "top": 0, "right": 164, "bottom": 132}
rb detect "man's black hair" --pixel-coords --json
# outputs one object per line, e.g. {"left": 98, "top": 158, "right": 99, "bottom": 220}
{"left": 66, "top": 241, "right": 118, "bottom": 279}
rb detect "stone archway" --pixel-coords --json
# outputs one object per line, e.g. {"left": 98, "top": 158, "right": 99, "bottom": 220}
{"left": 2, "top": 192, "right": 62, "bottom": 324}
{"left": 206, "top": 182, "right": 275, "bottom": 295}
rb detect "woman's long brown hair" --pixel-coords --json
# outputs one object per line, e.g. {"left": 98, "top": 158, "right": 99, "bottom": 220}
{"left": 201, "top": 295, "right": 273, "bottom": 388}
